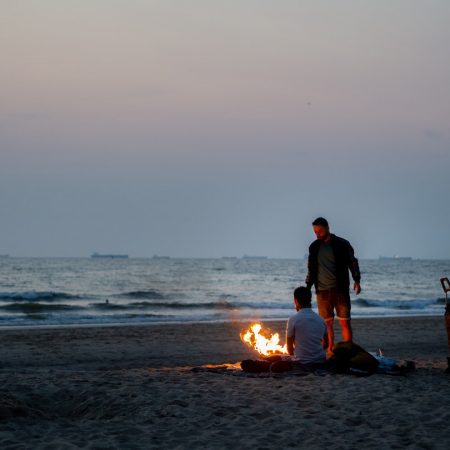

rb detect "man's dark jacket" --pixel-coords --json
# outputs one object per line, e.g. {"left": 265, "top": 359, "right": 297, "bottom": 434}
{"left": 305, "top": 234, "right": 361, "bottom": 293}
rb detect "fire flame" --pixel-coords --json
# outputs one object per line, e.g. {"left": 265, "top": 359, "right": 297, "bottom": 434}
{"left": 240, "top": 322, "right": 288, "bottom": 356}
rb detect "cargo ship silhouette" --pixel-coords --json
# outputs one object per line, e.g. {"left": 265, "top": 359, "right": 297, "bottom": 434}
{"left": 91, "top": 252, "right": 129, "bottom": 259}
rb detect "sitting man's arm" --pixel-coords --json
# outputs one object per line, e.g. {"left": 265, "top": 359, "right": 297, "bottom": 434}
{"left": 286, "top": 317, "right": 295, "bottom": 356}
{"left": 287, "top": 336, "right": 295, "bottom": 356}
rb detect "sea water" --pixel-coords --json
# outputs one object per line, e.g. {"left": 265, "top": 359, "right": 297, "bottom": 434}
{"left": 0, "top": 257, "right": 449, "bottom": 327}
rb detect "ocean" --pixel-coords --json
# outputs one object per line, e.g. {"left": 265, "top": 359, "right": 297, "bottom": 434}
{"left": 0, "top": 257, "right": 449, "bottom": 327}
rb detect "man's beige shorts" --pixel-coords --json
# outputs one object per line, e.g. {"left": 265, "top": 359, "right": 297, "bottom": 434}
{"left": 316, "top": 288, "right": 351, "bottom": 321}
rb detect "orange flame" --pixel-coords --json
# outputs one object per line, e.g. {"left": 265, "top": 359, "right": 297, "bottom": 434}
{"left": 240, "top": 322, "right": 288, "bottom": 356}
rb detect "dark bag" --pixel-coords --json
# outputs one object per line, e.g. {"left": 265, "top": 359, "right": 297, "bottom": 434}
{"left": 329, "top": 341, "right": 379, "bottom": 375}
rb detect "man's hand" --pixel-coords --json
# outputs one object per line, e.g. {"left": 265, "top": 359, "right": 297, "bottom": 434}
{"left": 353, "top": 282, "right": 361, "bottom": 295}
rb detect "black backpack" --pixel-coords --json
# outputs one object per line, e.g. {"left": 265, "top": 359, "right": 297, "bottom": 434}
{"left": 329, "top": 341, "right": 379, "bottom": 376}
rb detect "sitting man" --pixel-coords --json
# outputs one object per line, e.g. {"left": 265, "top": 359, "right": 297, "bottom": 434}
{"left": 285, "top": 286, "right": 328, "bottom": 368}
{"left": 241, "top": 286, "right": 328, "bottom": 373}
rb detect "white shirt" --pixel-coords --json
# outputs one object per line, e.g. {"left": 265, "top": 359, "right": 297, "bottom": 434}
{"left": 286, "top": 308, "right": 327, "bottom": 364}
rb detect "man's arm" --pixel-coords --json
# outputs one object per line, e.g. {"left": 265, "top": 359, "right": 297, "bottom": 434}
{"left": 287, "top": 336, "right": 294, "bottom": 356}
{"left": 305, "top": 245, "right": 314, "bottom": 289}
{"left": 286, "top": 318, "right": 295, "bottom": 356}
{"left": 347, "top": 242, "right": 361, "bottom": 294}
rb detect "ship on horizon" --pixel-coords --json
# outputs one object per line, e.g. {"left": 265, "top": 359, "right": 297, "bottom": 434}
{"left": 378, "top": 255, "right": 413, "bottom": 261}
{"left": 91, "top": 252, "right": 129, "bottom": 259}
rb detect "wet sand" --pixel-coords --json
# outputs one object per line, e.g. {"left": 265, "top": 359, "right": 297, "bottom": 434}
{"left": 0, "top": 316, "right": 449, "bottom": 449}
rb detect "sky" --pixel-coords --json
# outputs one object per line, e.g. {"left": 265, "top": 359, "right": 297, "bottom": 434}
{"left": 1, "top": 0, "right": 450, "bottom": 258}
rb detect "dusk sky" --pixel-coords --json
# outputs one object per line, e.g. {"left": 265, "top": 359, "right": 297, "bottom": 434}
{"left": 1, "top": 1, "right": 450, "bottom": 258}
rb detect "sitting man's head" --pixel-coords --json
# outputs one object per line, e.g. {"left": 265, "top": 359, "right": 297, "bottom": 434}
{"left": 293, "top": 286, "right": 312, "bottom": 311}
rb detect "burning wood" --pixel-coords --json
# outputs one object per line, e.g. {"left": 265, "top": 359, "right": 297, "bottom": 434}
{"left": 240, "top": 322, "right": 288, "bottom": 356}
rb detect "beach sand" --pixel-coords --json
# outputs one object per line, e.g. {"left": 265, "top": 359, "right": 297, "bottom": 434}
{"left": 0, "top": 316, "right": 449, "bottom": 449}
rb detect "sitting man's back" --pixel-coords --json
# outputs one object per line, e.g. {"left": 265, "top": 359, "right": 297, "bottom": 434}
{"left": 286, "top": 286, "right": 327, "bottom": 365}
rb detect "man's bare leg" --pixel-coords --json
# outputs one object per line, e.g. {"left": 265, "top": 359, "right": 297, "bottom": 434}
{"left": 339, "top": 319, "right": 352, "bottom": 342}
{"left": 326, "top": 319, "right": 334, "bottom": 356}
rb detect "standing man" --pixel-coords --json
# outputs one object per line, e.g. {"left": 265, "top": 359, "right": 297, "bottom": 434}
{"left": 305, "top": 217, "right": 361, "bottom": 356}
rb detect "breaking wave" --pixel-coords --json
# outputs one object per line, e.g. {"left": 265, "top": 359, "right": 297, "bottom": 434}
{"left": 0, "top": 291, "right": 81, "bottom": 302}
{"left": 0, "top": 297, "right": 444, "bottom": 316}
{"left": 0, "top": 299, "right": 291, "bottom": 314}
{"left": 115, "top": 290, "right": 165, "bottom": 300}
{"left": 353, "top": 298, "right": 443, "bottom": 310}
{"left": 0, "top": 303, "right": 84, "bottom": 313}
{"left": 91, "top": 300, "right": 286, "bottom": 311}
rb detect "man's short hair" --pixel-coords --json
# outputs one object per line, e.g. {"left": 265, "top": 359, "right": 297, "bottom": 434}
{"left": 312, "top": 217, "right": 329, "bottom": 227}
{"left": 293, "top": 286, "right": 312, "bottom": 307}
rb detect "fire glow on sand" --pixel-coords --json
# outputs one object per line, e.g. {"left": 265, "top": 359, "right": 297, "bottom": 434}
{"left": 240, "top": 322, "right": 288, "bottom": 356}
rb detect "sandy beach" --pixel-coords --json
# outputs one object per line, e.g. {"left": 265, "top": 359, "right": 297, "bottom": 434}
{"left": 0, "top": 316, "right": 449, "bottom": 449}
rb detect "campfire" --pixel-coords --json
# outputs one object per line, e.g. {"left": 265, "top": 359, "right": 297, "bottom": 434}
{"left": 240, "top": 322, "right": 288, "bottom": 356}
